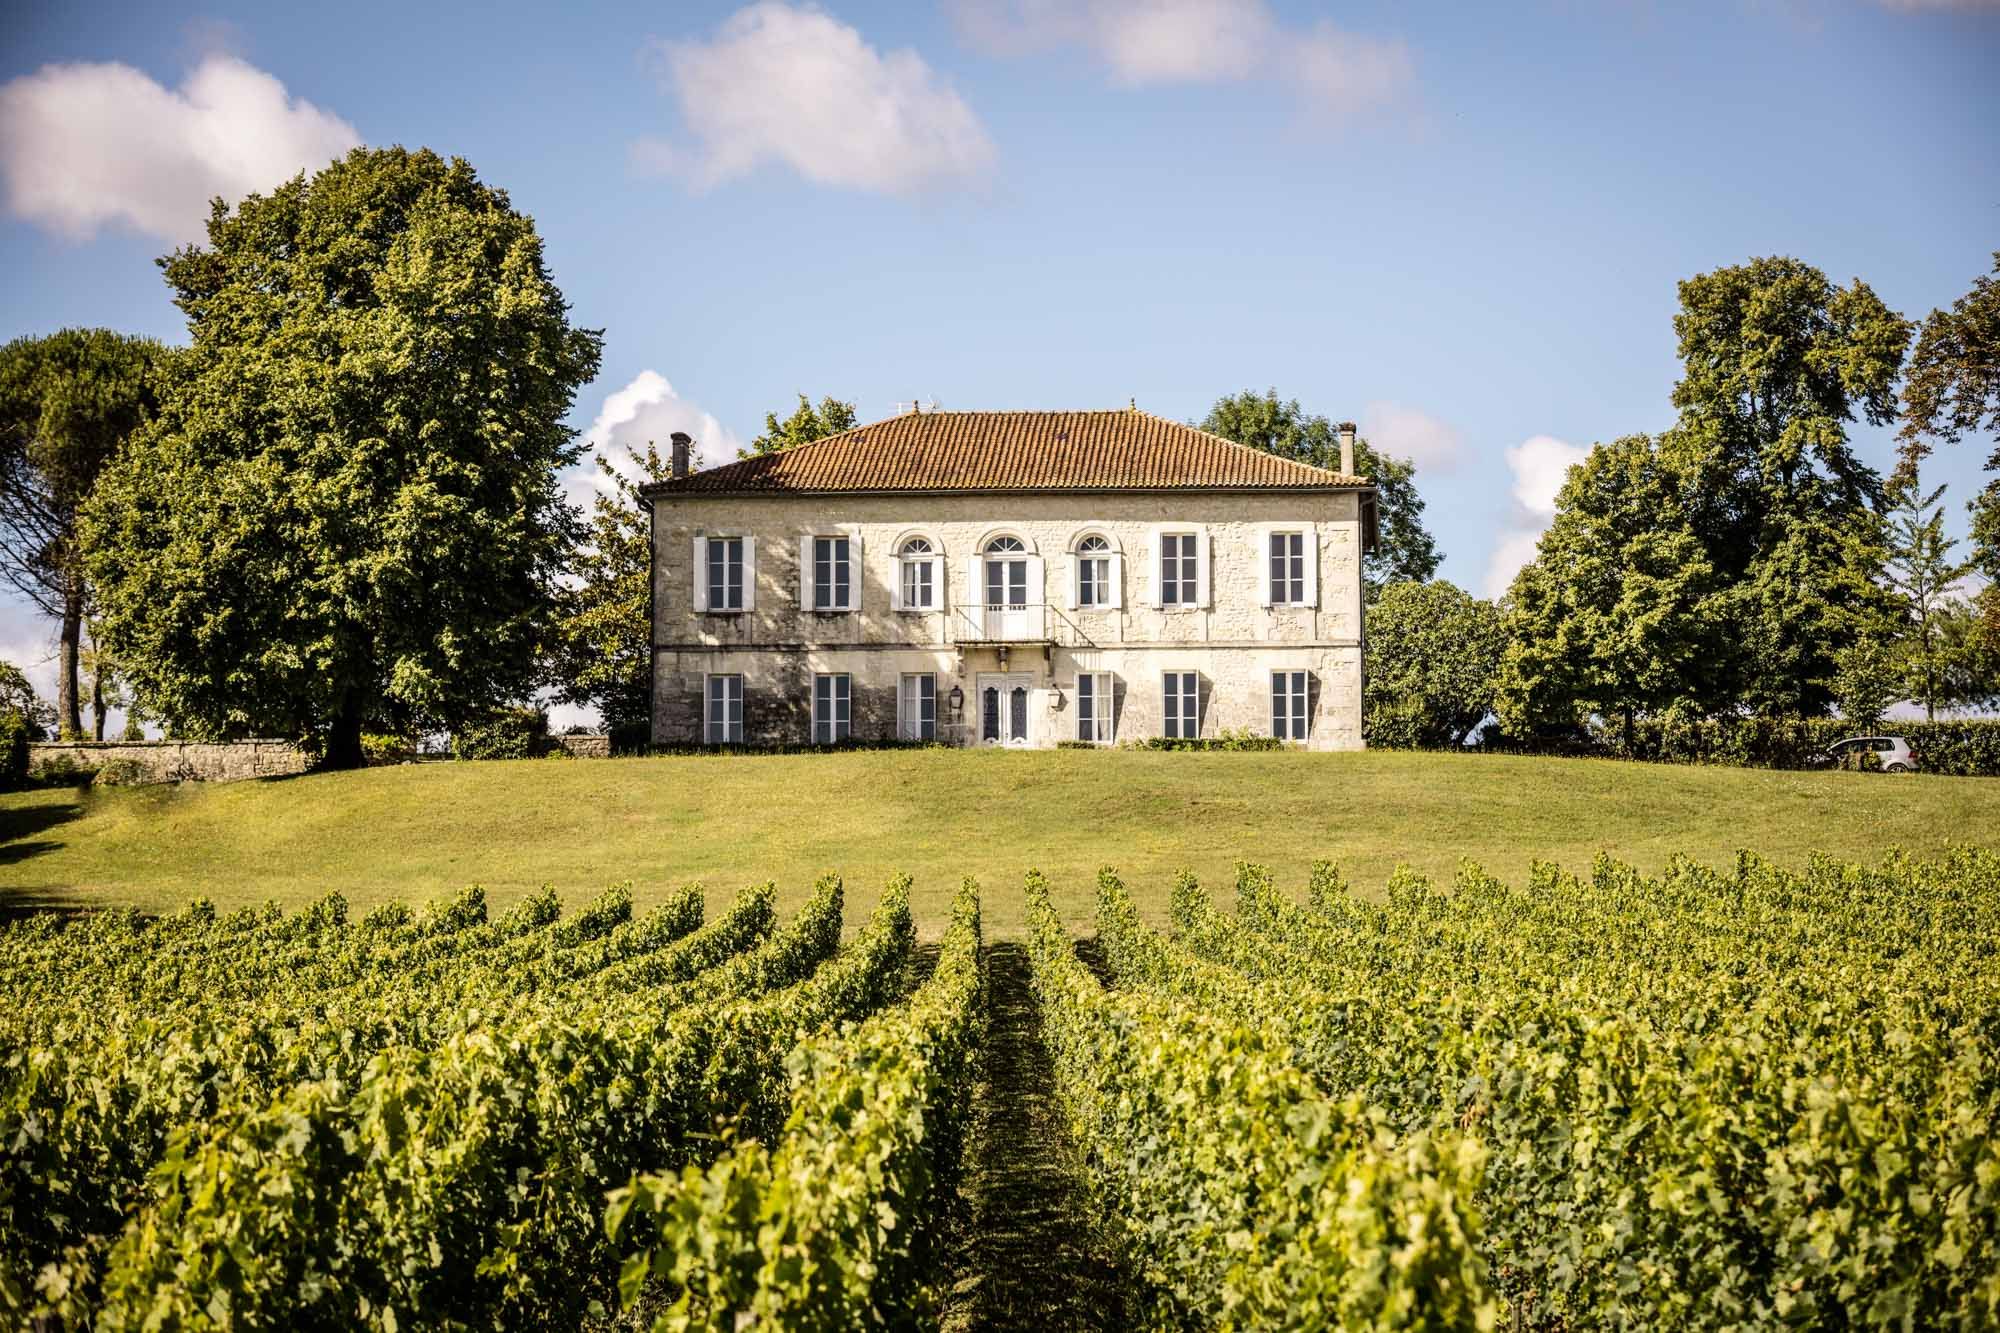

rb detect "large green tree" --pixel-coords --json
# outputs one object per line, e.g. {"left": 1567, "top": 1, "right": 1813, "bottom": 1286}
{"left": 1494, "top": 435, "right": 1732, "bottom": 743}
{"left": 555, "top": 444, "right": 670, "bottom": 741}
{"left": 0, "top": 329, "right": 164, "bottom": 738}
{"left": 1898, "top": 252, "right": 2000, "bottom": 654}
{"left": 81, "top": 147, "right": 602, "bottom": 768}
{"left": 741, "top": 395, "right": 857, "bottom": 457}
{"left": 1667, "top": 257, "right": 1908, "bottom": 715}
{"left": 1200, "top": 389, "right": 1441, "bottom": 596}
{"left": 1362, "top": 580, "right": 1504, "bottom": 748}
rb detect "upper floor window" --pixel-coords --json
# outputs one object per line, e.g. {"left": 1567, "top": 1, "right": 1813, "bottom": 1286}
{"left": 898, "top": 537, "right": 937, "bottom": 611}
{"left": 1075, "top": 535, "right": 1115, "bottom": 609}
{"left": 801, "top": 534, "right": 859, "bottom": 612}
{"left": 708, "top": 537, "right": 744, "bottom": 611}
{"left": 1263, "top": 527, "right": 1316, "bottom": 608}
{"left": 693, "top": 536, "right": 753, "bottom": 613}
{"left": 1271, "top": 670, "right": 1309, "bottom": 740}
{"left": 1159, "top": 532, "right": 1199, "bottom": 606}
{"left": 1269, "top": 532, "right": 1304, "bottom": 605}
{"left": 983, "top": 534, "right": 1030, "bottom": 609}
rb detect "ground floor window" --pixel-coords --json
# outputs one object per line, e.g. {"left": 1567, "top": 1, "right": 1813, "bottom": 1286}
{"left": 705, "top": 674, "right": 743, "bottom": 744}
{"left": 1161, "top": 671, "right": 1199, "bottom": 739}
{"left": 899, "top": 673, "right": 936, "bottom": 741}
{"left": 813, "top": 673, "right": 851, "bottom": 744}
{"left": 1271, "top": 670, "right": 1309, "bottom": 740}
{"left": 1076, "top": 672, "right": 1115, "bottom": 743}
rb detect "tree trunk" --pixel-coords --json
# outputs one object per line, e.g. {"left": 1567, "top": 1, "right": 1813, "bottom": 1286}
{"left": 324, "top": 693, "right": 366, "bottom": 770}
{"left": 91, "top": 662, "right": 105, "bottom": 741}
{"left": 57, "top": 586, "right": 83, "bottom": 741}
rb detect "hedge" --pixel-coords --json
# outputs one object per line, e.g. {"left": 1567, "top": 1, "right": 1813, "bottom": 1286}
{"left": 1481, "top": 716, "right": 2000, "bottom": 776}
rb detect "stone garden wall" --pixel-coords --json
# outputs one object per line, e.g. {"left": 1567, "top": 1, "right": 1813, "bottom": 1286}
{"left": 28, "top": 739, "right": 309, "bottom": 784}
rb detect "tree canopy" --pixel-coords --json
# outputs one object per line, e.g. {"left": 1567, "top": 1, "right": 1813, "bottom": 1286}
{"left": 1494, "top": 435, "right": 1732, "bottom": 742}
{"left": 1898, "top": 252, "right": 2000, "bottom": 657}
{"left": 743, "top": 395, "right": 858, "bottom": 457}
{"left": 555, "top": 445, "right": 671, "bottom": 743}
{"left": 0, "top": 329, "right": 164, "bottom": 738}
{"left": 81, "top": 146, "right": 602, "bottom": 767}
{"left": 1667, "top": 256, "right": 1908, "bottom": 716}
{"left": 1199, "top": 389, "right": 1440, "bottom": 596}
{"left": 1362, "top": 580, "right": 1504, "bottom": 748}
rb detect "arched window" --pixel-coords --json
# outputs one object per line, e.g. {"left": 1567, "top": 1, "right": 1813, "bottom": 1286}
{"left": 898, "top": 536, "right": 936, "bottom": 610}
{"left": 983, "top": 535, "right": 1026, "bottom": 553}
{"left": 1075, "top": 534, "right": 1114, "bottom": 608}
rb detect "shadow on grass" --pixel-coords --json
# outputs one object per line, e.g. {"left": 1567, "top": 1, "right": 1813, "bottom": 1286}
{"left": 0, "top": 796, "right": 81, "bottom": 867}
{"left": 935, "top": 941, "right": 1131, "bottom": 1332}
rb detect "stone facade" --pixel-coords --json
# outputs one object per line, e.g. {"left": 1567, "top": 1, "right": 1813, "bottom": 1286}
{"left": 649, "top": 490, "right": 1368, "bottom": 750}
{"left": 28, "top": 739, "right": 309, "bottom": 784}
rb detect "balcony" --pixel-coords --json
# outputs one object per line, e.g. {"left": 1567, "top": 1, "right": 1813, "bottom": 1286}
{"left": 951, "top": 602, "right": 1095, "bottom": 648}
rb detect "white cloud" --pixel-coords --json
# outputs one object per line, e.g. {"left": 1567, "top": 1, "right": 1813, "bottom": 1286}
{"left": 1360, "top": 401, "right": 1461, "bottom": 470}
{"left": 949, "top": 0, "right": 1412, "bottom": 119}
{"left": 1483, "top": 433, "right": 1590, "bottom": 598}
{"left": 0, "top": 54, "right": 360, "bottom": 243}
{"left": 1505, "top": 434, "right": 1590, "bottom": 517}
{"left": 636, "top": 3, "right": 997, "bottom": 195}
{"left": 566, "top": 370, "right": 743, "bottom": 512}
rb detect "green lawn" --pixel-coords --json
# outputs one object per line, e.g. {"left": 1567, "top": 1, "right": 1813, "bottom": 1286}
{"left": 1, "top": 749, "right": 1993, "bottom": 936}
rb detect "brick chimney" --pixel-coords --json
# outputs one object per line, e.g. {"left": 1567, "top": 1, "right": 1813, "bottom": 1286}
{"left": 1336, "top": 422, "right": 1356, "bottom": 477}
{"left": 670, "top": 431, "right": 691, "bottom": 479}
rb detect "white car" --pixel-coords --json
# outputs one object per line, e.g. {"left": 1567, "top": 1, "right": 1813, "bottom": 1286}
{"left": 1816, "top": 736, "right": 1920, "bottom": 773}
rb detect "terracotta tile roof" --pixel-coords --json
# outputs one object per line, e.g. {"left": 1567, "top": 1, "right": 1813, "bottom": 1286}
{"left": 642, "top": 408, "right": 1370, "bottom": 496}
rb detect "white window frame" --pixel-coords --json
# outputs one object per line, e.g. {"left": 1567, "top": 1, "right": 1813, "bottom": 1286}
{"left": 812, "top": 673, "right": 851, "bottom": 744}
{"left": 800, "top": 532, "right": 861, "bottom": 613}
{"left": 1149, "top": 526, "right": 1210, "bottom": 609}
{"left": 693, "top": 535, "right": 755, "bottom": 614}
{"left": 1075, "top": 671, "right": 1115, "bottom": 744}
{"left": 1068, "top": 533, "right": 1123, "bottom": 611}
{"left": 1257, "top": 524, "right": 1318, "bottom": 608}
{"left": 1161, "top": 670, "right": 1201, "bottom": 739}
{"left": 1271, "top": 670, "right": 1309, "bottom": 741}
{"left": 705, "top": 673, "right": 743, "bottom": 744}
{"left": 897, "top": 672, "right": 937, "bottom": 741}
{"left": 894, "top": 537, "right": 941, "bottom": 613}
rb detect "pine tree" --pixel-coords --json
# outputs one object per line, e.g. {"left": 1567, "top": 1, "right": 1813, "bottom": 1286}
{"left": 1883, "top": 480, "right": 1974, "bottom": 720}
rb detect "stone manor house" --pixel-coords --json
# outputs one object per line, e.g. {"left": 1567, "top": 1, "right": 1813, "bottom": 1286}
{"left": 642, "top": 407, "right": 1378, "bottom": 750}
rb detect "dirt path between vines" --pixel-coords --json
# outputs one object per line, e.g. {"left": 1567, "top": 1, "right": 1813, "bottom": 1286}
{"left": 935, "top": 941, "right": 1129, "bottom": 1331}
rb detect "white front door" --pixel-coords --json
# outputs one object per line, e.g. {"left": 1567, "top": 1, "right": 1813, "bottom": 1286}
{"left": 984, "top": 557, "right": 1030, "bottom": 640}
{"left": 976, "top": 673, "right": 1034, "bottom": 747}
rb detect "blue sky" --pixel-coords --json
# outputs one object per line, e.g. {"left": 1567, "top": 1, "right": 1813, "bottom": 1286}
{"left": 2, "top": 0, "right": 1997, "bottom": 721}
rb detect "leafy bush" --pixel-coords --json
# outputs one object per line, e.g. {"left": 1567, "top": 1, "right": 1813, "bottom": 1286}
{"left": 0, "top": 711, "right": 27, "bottom": 790}
{"left": 91, "top": 758, "right": 151, "bottom": 787}
{"left": 360, "top": 732, "right": 414, "bottom": 766}
{"left": 450, "top": 707, "right": 549, "bottom": 760}
{"left": 1484, "top": 715, "right": 2000, "bottom": 775}
{"left": 607, "top": 721, "right": 651, "bottom": 756}
{"left": 1128, "top": 727, "right": 1283, "bottom": 752}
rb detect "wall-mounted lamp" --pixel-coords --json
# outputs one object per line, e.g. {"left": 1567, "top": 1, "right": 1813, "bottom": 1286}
{"left": 1050, "top": 685, "right": 1066, "bottom": 711}
{"left": 947, "top": 684, "right": 965, "bottom": 715}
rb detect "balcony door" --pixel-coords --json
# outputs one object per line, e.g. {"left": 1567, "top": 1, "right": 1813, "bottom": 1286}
{"left": 983, "top": 535, "right": 1031, "bottom": 640}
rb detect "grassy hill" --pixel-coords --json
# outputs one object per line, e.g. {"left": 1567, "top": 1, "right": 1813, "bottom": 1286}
{"left": 2, "top": 748, "right": 1994, "bottom": 935}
